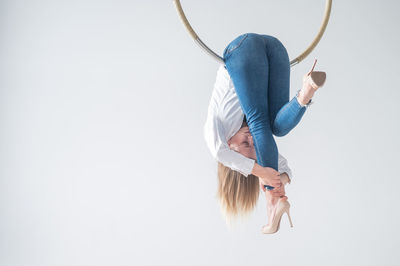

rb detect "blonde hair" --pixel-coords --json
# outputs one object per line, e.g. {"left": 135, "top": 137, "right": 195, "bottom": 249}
{"left": 217, "top": 162, "right": 260, "bottom": 224}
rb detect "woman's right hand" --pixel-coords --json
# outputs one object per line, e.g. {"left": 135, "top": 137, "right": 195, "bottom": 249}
{"left": 251, "top": 163, "right": 282, "bottom": 188}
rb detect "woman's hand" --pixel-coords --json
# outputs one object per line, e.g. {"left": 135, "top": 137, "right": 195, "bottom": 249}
{"left": 259, "top": 181, "right": 286, "bottom": 197}
{"left": 251, "top": 163, "right": 282, "bottom": 188}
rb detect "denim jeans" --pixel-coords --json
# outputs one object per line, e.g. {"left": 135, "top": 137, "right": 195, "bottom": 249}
{"left": 223, "top": 33, "right": 307, "bottom": 190}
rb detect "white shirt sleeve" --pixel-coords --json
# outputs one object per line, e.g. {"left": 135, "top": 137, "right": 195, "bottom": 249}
{"left": 278, "top": 153, "right": 293, "bottom": 180}
{"left": 204, "top": 110, "right": 255, "bottom": 177}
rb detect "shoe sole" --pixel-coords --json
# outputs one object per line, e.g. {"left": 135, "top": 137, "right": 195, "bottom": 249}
{"left": 310, "top": 71, "right": 326, "bottom": 88}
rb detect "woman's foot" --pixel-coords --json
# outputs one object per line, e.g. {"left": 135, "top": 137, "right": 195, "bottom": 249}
{"left": 262, "top": 197, "right": 293, "bottom": 234}
{"left": 263, "top": 195, "right": 288, "bottom": 230}
{"left": 263, "top": 179, "right": 288, "bottom": 228}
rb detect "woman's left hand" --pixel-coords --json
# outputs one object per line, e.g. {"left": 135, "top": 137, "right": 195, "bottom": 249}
{"left": 252, "top": 163, "right": 282, "bottom": 188}
{"left": 259, "top": 180, "right": 286, "bottom": 197}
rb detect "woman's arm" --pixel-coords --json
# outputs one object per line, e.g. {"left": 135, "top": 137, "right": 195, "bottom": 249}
{"left": 251, "top": 163, "right": 282, "bottom": 188}
{"left": 203, "top": 66, "right": 259, "bottom": 177}
{"left": 252, "top": 154, "right": 291, "bottom": 190}
{"left": 204, "top": 107, "right": 256, "bottom": 176}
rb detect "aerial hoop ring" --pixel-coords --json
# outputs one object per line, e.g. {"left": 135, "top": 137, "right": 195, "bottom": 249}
{"left": 173, "top": 0, "right": 332, "bottom": 67}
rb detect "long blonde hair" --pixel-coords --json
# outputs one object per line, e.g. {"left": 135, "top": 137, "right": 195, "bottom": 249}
{"left": 217, "top": 162, "right": 260, "bottom": 224}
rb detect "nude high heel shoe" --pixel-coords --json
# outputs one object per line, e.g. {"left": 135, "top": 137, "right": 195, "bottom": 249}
{"left": 297, "top": 59, "right": 327, "bottom": 107}
{"left": 303, "top": 59, "right": 326, "bottom": 89}
{"left": 262, "top": 198, "right": 293, "bottom": 234}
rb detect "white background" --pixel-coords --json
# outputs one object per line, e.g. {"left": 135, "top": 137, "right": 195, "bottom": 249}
{"left": 1, "top": 0, "right": 399, "bottom": 265}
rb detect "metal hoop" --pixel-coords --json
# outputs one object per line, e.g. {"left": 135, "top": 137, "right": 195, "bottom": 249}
{"left": 173, "top": 0, "right": 332, "bottom": 67}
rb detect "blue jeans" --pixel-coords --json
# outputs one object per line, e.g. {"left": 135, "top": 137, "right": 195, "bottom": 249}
{"left": 223, "top": 33, "right": 307, "bottom": 190}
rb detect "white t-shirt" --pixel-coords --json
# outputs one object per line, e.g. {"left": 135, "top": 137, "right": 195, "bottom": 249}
{"left": 203, "top": 64, "right": 292, "bottom": 178}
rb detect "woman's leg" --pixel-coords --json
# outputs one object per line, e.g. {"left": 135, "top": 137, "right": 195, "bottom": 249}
{"left": 223, "top": 33, "right": 308, "bottom": 189}
{"left": 260, "top": 34, "right": 308, "bottom": 137}
{"left": 223, "top": 33, "right": 278, "bottom": 171}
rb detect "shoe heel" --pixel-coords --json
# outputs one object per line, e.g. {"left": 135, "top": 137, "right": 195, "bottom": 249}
{"left": 307, "top": 59, "right": 318, "bottom": 75}
{"left": 286, "top": 209, "right": 294, "bottom": 228}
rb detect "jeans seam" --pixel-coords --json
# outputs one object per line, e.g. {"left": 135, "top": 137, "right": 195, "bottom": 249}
{"left": 223, "top": 34, "right": 249, "bottom": 61}
{"left": 250, "top": 125, "right": 260, "bottom": 165}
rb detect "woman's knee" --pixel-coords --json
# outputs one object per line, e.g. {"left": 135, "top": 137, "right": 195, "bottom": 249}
{"left": 271, "top": 125, "right": 290, "bottom": 137}
{"left": 246, "top": 113, "right": 272, "bottom": 134}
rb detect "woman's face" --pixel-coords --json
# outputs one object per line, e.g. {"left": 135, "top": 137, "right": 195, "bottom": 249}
{"left": 228, "top": 126, "right": 257, "bottom": 160}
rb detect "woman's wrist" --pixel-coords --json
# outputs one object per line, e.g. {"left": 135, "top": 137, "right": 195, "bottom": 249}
{"left": 251, "top": 163, "right": 279, "bottom": 178}
{"left": 251, "top": 163, "right": 263, "bottom": 177}
{"left": 251, "top": 163, "right": 282, "bottom": 187}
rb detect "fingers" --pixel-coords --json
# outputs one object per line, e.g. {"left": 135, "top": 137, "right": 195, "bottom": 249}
{"left": 271, "top": 168, "right": 281, "bottom": 176}
{"left": 271, "top": 190, "right": 283, "bottom": 197}
{"left": 271, "top": 186, "right": 286, "bottom": 197}
{"left": 265, "top": 189, "right": 285, "bottom": 198}
{"left": 271, "top": 176, "right": 282, "bottom": 187}
{"left": 275, "top": 181, "right": 283, "bottom": 187}
{"left": 259, "top": 168, "right": 282, "bottom": 188}
{"left": 273, "top": 188, "right": 285, "bottom": 196}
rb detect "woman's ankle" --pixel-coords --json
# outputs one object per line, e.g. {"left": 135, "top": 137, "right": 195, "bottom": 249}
{"left": 268, "top": 196, "right": 281, "bottom": 206}
{"left": 296, "top": 90, "right": 312, "bottom": 106}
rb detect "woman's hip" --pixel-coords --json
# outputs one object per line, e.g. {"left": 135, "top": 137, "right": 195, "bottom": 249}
{"left": 223, "top": 33, "right": 287, "bottom": 61}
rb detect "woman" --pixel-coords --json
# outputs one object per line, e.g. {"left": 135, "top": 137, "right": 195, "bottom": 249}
{"left": 204, "top": 33, "right": 326, "bottom": 233}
